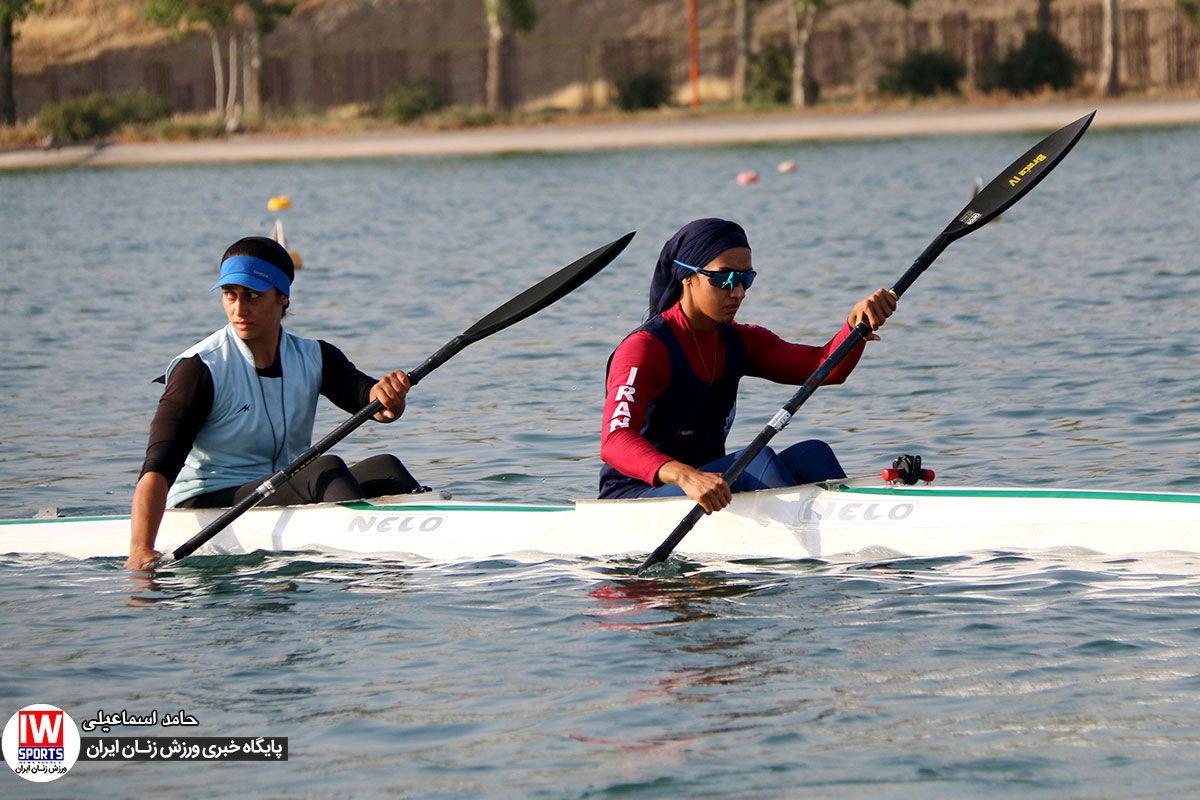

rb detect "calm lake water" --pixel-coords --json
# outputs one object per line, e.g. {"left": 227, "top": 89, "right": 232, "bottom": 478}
{"left": 2, "top": 121, "right": 1200, "bottom": 796}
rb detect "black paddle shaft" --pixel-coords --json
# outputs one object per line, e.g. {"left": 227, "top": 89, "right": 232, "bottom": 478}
{"left": 170, "top": 232, "right": 636, "bottom": 561}
{"left": 637, "top": 112, "right": 1095, "bottom": 573}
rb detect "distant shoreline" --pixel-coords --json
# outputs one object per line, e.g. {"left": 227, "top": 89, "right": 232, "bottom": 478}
{"left": 3, "top": 96, "right": 1199, "bottom": 172}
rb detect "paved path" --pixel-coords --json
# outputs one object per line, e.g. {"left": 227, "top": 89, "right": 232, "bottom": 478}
{"left": 3, "top": 96, "right": 1198, "bottom": 171}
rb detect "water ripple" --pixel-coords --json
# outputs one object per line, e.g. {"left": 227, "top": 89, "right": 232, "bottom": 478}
{"left": 5, "top": 126, "right": 1200, "bottom": 796}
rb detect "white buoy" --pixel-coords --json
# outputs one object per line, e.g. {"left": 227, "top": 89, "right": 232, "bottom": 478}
{"left": 269, "top": 203, "right": 302, "bottom": 270}
{"left": 972, "top": 176, "right": 1000, "bottom": 223}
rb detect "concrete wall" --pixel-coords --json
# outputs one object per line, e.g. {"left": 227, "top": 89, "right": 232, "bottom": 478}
{"left": 12, "top": 0, "right": 1200, "bottom": 121}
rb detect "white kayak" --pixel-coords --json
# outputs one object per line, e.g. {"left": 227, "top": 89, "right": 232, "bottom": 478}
{"left": 3, "top": 477, "right": 1200, "bottom": 562}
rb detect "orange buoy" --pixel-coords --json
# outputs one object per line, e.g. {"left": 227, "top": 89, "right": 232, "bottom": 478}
{"left": 736, "top": 170, "right": 759, "bottom": 185}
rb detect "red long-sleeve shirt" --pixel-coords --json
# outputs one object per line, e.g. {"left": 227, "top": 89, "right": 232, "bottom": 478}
{"left": 601, "top": 304, "right": 864, "bottom": 487}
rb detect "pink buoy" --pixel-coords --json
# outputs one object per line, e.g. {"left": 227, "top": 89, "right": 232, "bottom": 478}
{"left": 736, "top": 170, "right": 759, "bottom": 185}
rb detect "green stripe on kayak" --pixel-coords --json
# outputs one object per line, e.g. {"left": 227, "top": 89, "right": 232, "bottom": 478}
{"left": 0, "top": 514, "right": 130, "bottom": 525}
{"left": 835, "top": 486, "right": 1200, "bottom": 503}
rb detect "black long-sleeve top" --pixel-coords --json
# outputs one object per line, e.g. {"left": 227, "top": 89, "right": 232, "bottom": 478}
{"left": 140, "top": 340, "right": 376, "bottom": 484}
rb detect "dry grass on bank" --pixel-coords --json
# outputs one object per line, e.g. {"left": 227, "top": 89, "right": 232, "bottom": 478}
{"left": 14, "top": 0, "right": 338, "bottom": 70}
{"left": 0, "top": 120, "right": 41, "bottom": 148}
{"left": 15, "top": 0, "right": 168, "bottom": 69}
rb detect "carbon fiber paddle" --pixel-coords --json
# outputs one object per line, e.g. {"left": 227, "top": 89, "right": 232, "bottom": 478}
{"left": 171, "top": 231, "right": 636, "bottom": 561}
{"left": 637, "top": 112, "right": 1096, "bottom": 573}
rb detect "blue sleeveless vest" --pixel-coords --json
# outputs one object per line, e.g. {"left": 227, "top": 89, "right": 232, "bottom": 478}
{"left": 598, "top": 315, "right": 747, "bottom": 499}
{"left": 165, "top": 324, "right": 324, "bottom": 507}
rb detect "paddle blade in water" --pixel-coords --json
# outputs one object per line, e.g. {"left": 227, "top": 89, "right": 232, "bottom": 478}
{"left": 942, "top": 111, "right": 1094, "bottom": 241}
{"left": 463, "top": 232, "right": 636, "bottom": 343}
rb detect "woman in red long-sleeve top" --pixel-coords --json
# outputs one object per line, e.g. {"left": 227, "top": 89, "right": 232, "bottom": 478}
{"left": 599, "top": 218, "right": 895, "bottom": 514}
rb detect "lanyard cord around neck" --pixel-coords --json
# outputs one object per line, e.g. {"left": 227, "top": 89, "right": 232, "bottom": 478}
{"left": 687, "top": 326, "right": 719, "bottom": 384}
{"left": 256, "top": 363, "right": 287, "bottom": 471}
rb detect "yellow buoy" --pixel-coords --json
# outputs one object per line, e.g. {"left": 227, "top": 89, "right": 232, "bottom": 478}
{"left": 267, "top": 195, "right": 292, "bottom": 211}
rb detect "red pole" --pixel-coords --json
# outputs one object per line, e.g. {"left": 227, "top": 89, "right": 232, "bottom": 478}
{"left": 688, "top": 0, "right": 700, "bottom": 110}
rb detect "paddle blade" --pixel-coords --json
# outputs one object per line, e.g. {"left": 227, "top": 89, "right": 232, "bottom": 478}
{"left": 941, "top": 111, "right": 1094, "bottom": 241}
{"left": 462, "top": 232, "right": 636, "bottom": 343}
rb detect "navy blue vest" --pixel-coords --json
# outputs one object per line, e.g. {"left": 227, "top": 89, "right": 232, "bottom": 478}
{"left": 598, "top": 315, "right": 747, "bottom": 499}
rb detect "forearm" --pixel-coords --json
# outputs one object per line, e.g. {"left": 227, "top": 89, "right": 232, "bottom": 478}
{"left": 655, "top": 460, "right": 697, "bottom": 489}
{"left": 129, "top": 472, "right": 169, "bottom": 564}
{"left": 318, "top": 340, "right": 380, "bottom": 414}
{"left": 819, "top": 321, "right": 866, "bottom": 385}
{"left": 601, "top": 429, "right": 673, "bottom": 487}
{"left": 655, "top": 460, "right": 731, "bottom": 514}
{"left": 745, "top": 322, "right": 864, "bottom": 386}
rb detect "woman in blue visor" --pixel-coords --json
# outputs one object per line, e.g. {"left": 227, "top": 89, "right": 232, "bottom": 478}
{"left": 126, "top": 236, "right": 421, "bottom": 569}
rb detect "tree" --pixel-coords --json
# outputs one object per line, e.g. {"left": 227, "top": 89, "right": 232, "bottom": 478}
{"left": 893, "top": 0, "right": 915, "bottom": 55}
{"left": 1036, "top": 0, "right": 1053, "bottom": 32}
{"left": 1178, "top": 0, "right": 1200, "bottom": 31}
{"left": 729, "top": 0, "right": 767, "bottom": 105}
{"left": 144, "top": 0, "right": 235, "bottom": 119}
{"left": 143, "top": 0, "right": 289, "bottom": 126}
{"left": 243, "top": 1, "right": 293, "bottom": 119}
{"left": 1, "top": 0, "right": 38, "bottom": 125}
{"left": 1098, "top": 0, "right": 1119, "bottom": 96}
{"left": 483, "top": 0, "right": 537, "bottom": 112}
{"left": 785, "top": 0, "right": 826, "bottom": 107}
{"left": 732, "top": 0, "right": 749, "bottom": 104}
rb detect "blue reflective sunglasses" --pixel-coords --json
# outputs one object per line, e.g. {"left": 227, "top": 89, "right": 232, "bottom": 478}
{"left": 674, "top": 259, "right": 756, "bottom": 290}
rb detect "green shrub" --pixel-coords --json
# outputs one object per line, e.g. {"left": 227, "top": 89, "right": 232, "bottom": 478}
{"left": 37, "top": 89, "right": 171, "bottom": 143}
{"left": 877, "top": 49, "right": 965, "bottom": 97}
{"left": 110, "top": 89, "right": 172, "bottom": 125}
{"left": 979, "top": 30, "right": 1080, "bottom": 95}
{"left": 38, "top": 93, "right": 113, "bottom": 143}
{"left": 746, "top": 44, "right": 792, "bottom": 105}
{"left": 382, "top": 81, "right": 442, "bottom": 124}
{"left": 614, "top": 67, "right": 672, "bottom": 111}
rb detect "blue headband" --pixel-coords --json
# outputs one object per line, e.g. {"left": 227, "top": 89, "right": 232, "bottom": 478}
{"left": 210, "top": 255, "right": 292, "bottom": 297}
{"left": 648, "top": 218, "right": 751, "bottom": 316}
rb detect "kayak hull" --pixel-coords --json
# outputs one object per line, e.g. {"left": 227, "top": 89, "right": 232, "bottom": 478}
{"left": 4, "top": 479, "right": 1200, "bottom": 562}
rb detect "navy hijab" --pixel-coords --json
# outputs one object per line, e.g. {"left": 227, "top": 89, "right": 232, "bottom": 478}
{"left": 648, "top": 218, "right": 751, "bottom": 317}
